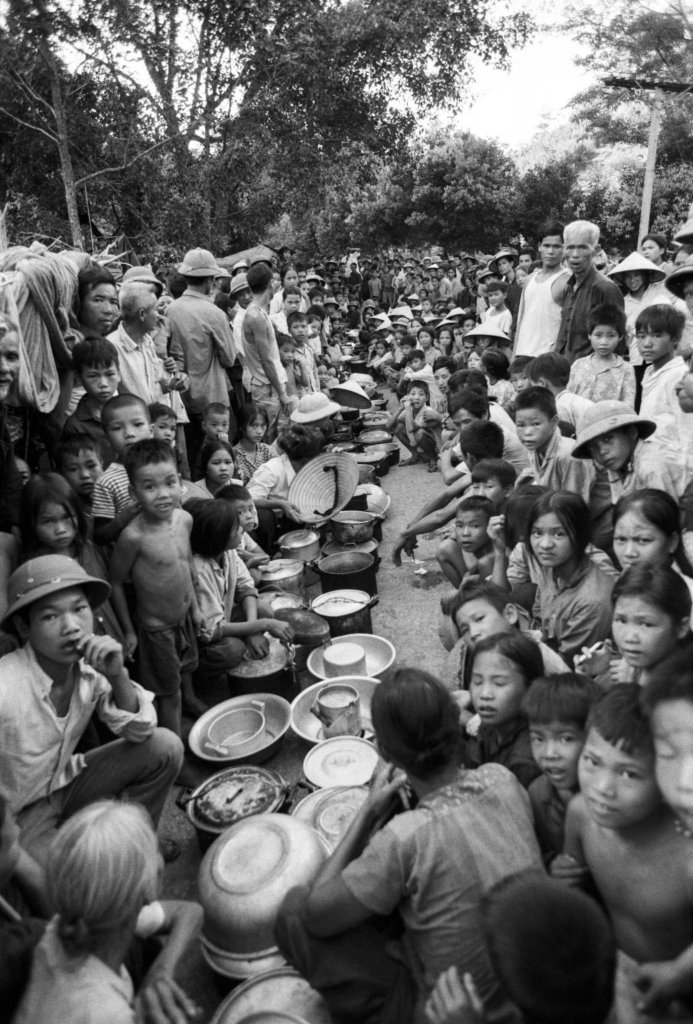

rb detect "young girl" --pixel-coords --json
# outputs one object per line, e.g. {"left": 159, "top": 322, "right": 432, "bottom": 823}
{"left": 417, "top": 327, "right": 437, "bottom": 367}
{"left": 231, "top": 404, "right": 273, "bottom": 485}
{"left": 436, "top": 326, "right": 453, "bottom": 356}
{"left": 14, "top": 801, "right": 200, "bottom": 1024}
{"left": 195, "top": 438, "right": 241, "bottom": 497}
{"left": 482, "top": 348, "right": 515, "bottom": 412}
{"left": 19, "top": 473, "right": 124, "bottom": 643}
{"left": 466, "top": 348, "right": 483, "bottom": 371}
{"left": 567, "top": 304, "right": 636, "bottom": 405}
{"left": 525, "top": 491, "right": 615, "bottom": 665}
{"left": 467, "top": 631, "right": 544, "bottom": 788}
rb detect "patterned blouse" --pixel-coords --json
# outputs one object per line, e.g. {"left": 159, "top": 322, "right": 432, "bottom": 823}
{"left": 231, "top": 442, "right": 274, "bottom": 485}
{"left": 567, "top": 354, "right": 636, "bottom": 407}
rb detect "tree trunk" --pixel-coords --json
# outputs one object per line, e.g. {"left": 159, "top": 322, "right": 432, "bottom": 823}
{"left": 39, "top": 43, "right": 83, "bottom": 250}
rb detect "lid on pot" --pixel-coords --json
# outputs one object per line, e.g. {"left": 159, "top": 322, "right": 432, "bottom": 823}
{"left": 303, "top": 737, "right": 379, "bottom": 788}
{"left": 188, "top": 765, "right": 286, "bottom": 833}
{"left": 260, "top": 559, "right": 305, "bottom": 582}
{"left": 322, "top": 538, "right": 379, "bottom": 557}
{"left": 288, "top": 453, "right": 359, "bottom": 526}
{"left": 358, "top": 430, "right": 392, "bottom": 444}
{"left": 311, "top": 589, "right": 371, "bottom": 617}
{"left": 356, "top": 451, "right": 385, "bottom": 465}
{"left": 228, "top": 637, "right": 288, "bottom": 680}
{"left": 263, "top": 591, "right": 304, "bottom": 612}
{"left": 210, "top": 967, "right": 331, "bottom": 1024}
{"left": 273, "top": 609, "right": 331, "bottom": 645}
{"left": 317, "top": 551, "right": 374, "bottom": 573}
{"left": 291, "top": 786, "right": 369, "bottom": 851}
{"left": 278, "top": 530, "right": 319, "bottom": 551}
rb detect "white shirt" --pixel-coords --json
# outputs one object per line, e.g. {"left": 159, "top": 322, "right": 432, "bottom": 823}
{"left": 514, "top": 267, "right": 568, "bottom": 357}
{"left": 247, "top": 452, "right": 296, "bottom": 501}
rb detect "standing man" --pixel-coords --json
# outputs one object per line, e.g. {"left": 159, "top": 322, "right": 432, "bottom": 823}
{"left": 166, "top": 248, "right": 237, "bottom": 448}
{"left": 243, "top": 263, "right": 295, "bottom": 440}
{"left": 555, "top": 221, "right": 624, "bottom": 362}
{"left": 513, "top": 221, "right": 570, "bottom": 358}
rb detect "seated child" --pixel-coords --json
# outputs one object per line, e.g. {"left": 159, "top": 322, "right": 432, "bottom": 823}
{"left": 466, "top": 631, "right": 544, "bottom": 788}
{"left": 53, "top": 437, "right": 104, "bottom": 528}
{"left": 567, "top": 304, "right": 636, "bottom": 406}
{"left": 509, "top": 356, "right": 532, "bottom": 393}
{"left": 396, "top": 347, "right": 427, "bottom": 396}
{"left": 231, "top": 404, "right": 273, "bottom": 485}
{"left": 481, "top": 348, "right": 515, "bottom": 412}
{"left": 514, "top": 385, "right": 591, "bottom": 495}
{"left": 523, "top": 673, "right": 600, "bottom": 863}
{"left": 554, "top": 685, "right": 693, "bottom": 1024}
{"left": 527, "top": 352, "right": 594, "bottom": 431}
{"left": 216, "top": 482, "right": 270, "bottom": 577}
{"left": 367, "top": 338, "right": 394, "bottom": 382}
{"left": 436, "top": 495, "right": 495, "bottom": 589}
{"left": 194, "top": 438, "right": 242, "bottom": 498}
{"left": 468, "top": 457, "right": 516, "bottom": 511}
{"left": 92, "top": 394, "right": 153, "bottom": 545}
{"left": 387, "top": 380, "right": 439, "bottom": 471}
{"left": 62, "top": 338, "right": 120, "bottom": 467}
{"left": 110, "top": 439, "right": 204, "bottom": 735}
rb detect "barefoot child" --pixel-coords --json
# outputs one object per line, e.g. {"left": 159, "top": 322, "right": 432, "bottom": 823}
{"left": 554, "top": 685, "right": 693, "bottom": 1024}
{"left": 436, "top": 495, "right": 495, "bottom": 589}
{"left": 92, "top": 394, "right": 153, "bottom": 545}
{"left": 110, "top": 439, "right": 205, "bottom": 737}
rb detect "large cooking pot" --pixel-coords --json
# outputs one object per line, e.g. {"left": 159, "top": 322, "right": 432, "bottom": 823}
{"left": 198, "top": 814, "right": 327, "bottom": 960}
{"left": 330, "top": 510, "right": 377, "bottom": 545}
{"left": 358, "top": 429, "right": 392, "bottom": 446}
{"left": 361, "top": 411, "right": 391, "bottom": 428}
{"left": 364, "top": 442, "right": 400, "bottom": 467}
{"left": 311, "top": 589, "right": 378, "bottom": 637}
{"left": 258, "top": 559, "right": 305, "bottom": 597}
{"left": 181, "top": 765, "right": 288, "bottom": 851}
{"left": 338, "top": 407, "right": 360, "bottom": 423}
{"left": 273, "top": 608, "right": 331, "bottom": 672}
{"left": 316, "top": 551, "right": 377, "bottom": 596}
{"left": 356, "top": 450, "right": 389, "bottom": 478}
{"left": 278, "top": 530, "right": 321, "bottom": 563}
{"left": 227, "top": 637, "right": 294, "bottom": 700}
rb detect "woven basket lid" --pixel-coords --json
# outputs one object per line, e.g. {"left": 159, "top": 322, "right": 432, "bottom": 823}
{"left": 288, "top": 453, "right": 359, "bottom": 525}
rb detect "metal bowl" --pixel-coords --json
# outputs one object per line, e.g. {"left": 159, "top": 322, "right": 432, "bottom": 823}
{"left": 354, "top": 484, "right": 391, "bottom": 518}
{"left": 307, "top": 634, "right": 396, "bottom": 680}
{"left": 330, "top": 510, "right": 377, "bottom": 544}
{"left": 361, "top": 411, "right": 391, "bottom": 427}
{"left": 291, "top": 676, "right": 380, "bottom": 744}
{"left": 198, "top": 814, "right": 327, "bottom": 956}
{"left": 365, "top": 442, "right": 400, "bottom": 467}
{"left": 210, "top": 968, "right": 331, "bottom": 1024}
{"left": 188, "top": 694, "right": 292, "bottom": 765}
{"left": 291, "top": 786, "right": 369, "bottom": 851}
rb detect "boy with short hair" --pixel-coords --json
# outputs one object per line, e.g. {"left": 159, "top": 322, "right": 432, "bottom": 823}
{"left": 483, "top": 280, "right": 512, "bottom": 337}
{"left": 62, "top": 338, "right": 121, "bottom": 466}
{"left": 92, "top": 394, "right": 153, "bottom": 545}
{"left": 554, "top": 684, "right": 693, "bottom": 1024}
{"left": 389, "top": 380, "right": 438, "bottom": 470}
{"left": 509, "top": 355, "right": 532, "bottom": 393}
{"left": 527, "top": 352, "right": 594, "bottom": 431}
{"left": 110, "top": 439, "right": 205, "bottom": 737}
{"left": 436, "top": 495, "right": 495, "bottom": 588}
{"left": 216, "top": 482, "right": 270, "bottom": 576}
{"left": 277, "top": 334, "right": 309, "bottom": 406}
{"left": 469, "top": 458, "right": 516, "bottom": 512}
{"left": 523, "top": 673, "right": 600, "bottom": 863}
{"left": 53, "top": 437, "right": 104, "bottom": 521}
{"left": 637, "top": 304, "right": 690, "bottom": 474}
{"left": 200, "top": 402, "right": 231, "bottom": 444}
{"left": 288, "top": 310, "right": 320, "bottom": 392}
{"left": 515, "top": 386, "right": 591, "bottom": 495}
{"left": 567, "top": 304, "right": 636, "bottom": 406}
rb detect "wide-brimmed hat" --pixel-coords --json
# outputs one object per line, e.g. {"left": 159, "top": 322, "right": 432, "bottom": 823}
{"left": 229, "top": 273, "right": 250, "bottom": 296}
{"left": 374, "top": 316, "right": 393, "bottom": 332}
{"left": 121, "top": 264, "right": 164, "bottom": 297}
{"left": 328, "top": 379, "right": 373, "bottom": 410}
{"left": 362, "top": 299, "right": 376, "bottom": 311}
{"left": 466, "top": 321, "right": 509, "bottom": 341}
{"left": 214, "top": 267, "right": 231, "bottom": 280}
{"left": 664, "top": 261, "right": 693, "bottom": 299}
{"left": 489, "top": 248, "right": 519, "bottom": 274}
{"left": 476, "top": 267, "right": 496, "bottom": 284}
{"left": 675, "top": 218, "right": 693, "bottom": 245}
{"left": 177, "top": 247, "right": 220, "bottom": 277}
{"left": 231, "top": 259, "right": 249, "bottom": 274}
{"left": 3, "top": 555, "right": 111, "bottom": 630}
{"left": 323, "top": 294, "right": 339, "bottom": 306}
{"left": 290, "top": 392, "right": 342, "bottom": 424}
{"left": 607, "top": 251, "right": 665, "bottom": 283}
{"left": 572, "top": 400, "right": 656, "bottom": 459}
{"left": 287, "top": 452, "right": 359, "bottom": 525}
{"left": 389, "top": 306, "right": 413, "bottom": 320}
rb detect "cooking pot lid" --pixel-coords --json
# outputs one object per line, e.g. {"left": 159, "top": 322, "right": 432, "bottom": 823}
{"left": 291, "top": 786, "right": 369, "bottom": 850}
{"left": 317, "top": 551, "right": 374, "bottom": 572}
{"left": 210, "top": 967, "right": 331, "bottom": 1024}
{"left": 288, "top": 453, "right": 359, "bottom": 526}
{"left": 208, "top": 814, "right": 324, "bottom": 894}
{"left": 189, "top": 766, "right": 286, "bottom": 832}
{"left": 322, "top": 538, "right": 379, "bottom": 557}
{"left": 311, "top": 589, "right": 371, "bottom": 617}
{"left": 263, "top": 591, "right": 305, "bottom": 612}
{"left": 358, "top": 430, "right": 391, "bottom": 444}
{"left": 228, "top": 637, "right": 288, "bottom": 679}
{"left": 260, "top": 559, "right": 304, "bottom": 582}
{"left": 356, "top": 451, "right": 385, "bottom": 464}
{"left": 278, "top": 530, "right": 319, "bottom": 550}
{"left": 303, "top": 737, "right": 379, "bottom": 789}
{"left": 273, "top": 609, "right": 331, "bottom": 644}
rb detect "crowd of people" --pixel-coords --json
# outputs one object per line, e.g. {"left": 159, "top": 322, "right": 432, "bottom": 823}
{"left": 1, "top": 213, "right": 693, "bottom": 1023}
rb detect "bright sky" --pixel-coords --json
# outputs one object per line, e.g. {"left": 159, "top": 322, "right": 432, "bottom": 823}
{"left": 455, "top": 26, "right": 595, "bottom": 149}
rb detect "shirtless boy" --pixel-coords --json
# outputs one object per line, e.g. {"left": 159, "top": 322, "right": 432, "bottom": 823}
{"left": 553, "top": 685, "right": 693, "bottom": 1023}
{"left": 110, "top": 439, "right": 205, "bottom": 735}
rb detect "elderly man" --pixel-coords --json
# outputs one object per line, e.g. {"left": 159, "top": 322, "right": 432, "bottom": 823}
{"left": 555, "top": 220, "right": 624, "bottom": 362}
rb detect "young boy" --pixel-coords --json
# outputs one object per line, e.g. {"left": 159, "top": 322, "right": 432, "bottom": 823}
{"left": 62, "top": 338, "right": 120, "bottom": 467}
{"left": 216, "top": 482, "right": 270, "bottom": 577}
{"left": 92, "top": 394, "right": 154, "bottom": 545}
{"left": 567, "top": 304, "right": 636, "bottom": 406}
{"left": 436, "top": 495, "right": 495, "bottom": 589}
{"left": 469, "top": 458, "right": 516, "bottom": 512}
{"left": 483, "top": 280, "right": 512, "bottom": 338}
{"left": 53, "top": 437, "right": 104, "bottom": 523}
{"left": 642, "top": 654, "right": 693, "bottom": 840}
{"left": 288, "top": 310, "right": 319, "bottom": 391}
{"left": 514, "top": 385, "right": 591, "bottom": 495}
{"left": 526, "top": 352, "right": 595, "bottom": 432}
{"left": 200, "top": 402, "right": 231, "bottom": 444}
{"left": 278, "top": 334, "right": 308, "bottom": 407}
{"left": 509, "top": 356, "right": 532, "bottom": 393}
{"left": 388, "top": 380, "right": 438, "bottom": 470}
{"left": 554, "top": 685, "right": 693, "bottom": 1024}
{"left": 523, "top": 673, "right": 600, "bottom": 863}
{"left": 110, "top": 439, "right": 204, "bottom": 736}
{"left": 637, "top": 304, "right": 690, "bottom": 472}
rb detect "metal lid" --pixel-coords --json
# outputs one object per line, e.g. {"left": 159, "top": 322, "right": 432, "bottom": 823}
{"left": 273, "top": 609, "right": 331, "bottom": 645}
{"left": 277, "top": 529, "right": 319, "bottom": 550}
{"left": 291, "top": 786, "right": 369, "bottom": 850}
{"left": 321, "top": 538, "right": 379, "bottom": 557}
{"left": 259, "top": 559, "right": 305, "bottom": 582}
{"left": 303, "top": 736, "right": 379, "bottom": 788}
{"left": 311, "top": 589, "right": 371, "bottom": 616}
{"left": 188, "top": 765, "right": 286, "bottom": 833}
{"left": 210, "top": 968, "right": 331, "bottom": 1024}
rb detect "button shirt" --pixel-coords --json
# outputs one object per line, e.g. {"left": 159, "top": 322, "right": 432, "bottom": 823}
{"left": 166, "top": 290, "right": 236, "bottom": 413}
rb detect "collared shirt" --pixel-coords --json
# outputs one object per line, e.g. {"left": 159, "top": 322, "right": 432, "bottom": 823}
{"left": 193, "top": 550, "right": 257, "bottom": 636}
{"left": 567, "top": 355, "right": 636, "bottom": 407}
{"left": 554, "top": 388, "right": 595, "bottom": 428}
{"left": 247, "top": 452, "right": 296, "bottom": 501}
{"left": 528, "top": 774, "right": 575, "bottom": 862}
{"left": 472, "top": 716, "right": 541, "bottom": 790}
{"left": 62, "top": 396, "right": 116, "bottom": 467}
{"left": 555, "top": 265, "right": 624, "bottom": 362}
{"left": 605, "top": 438, "right": 684, "bottom": 501}
{"left": 0, "top": 644, "right": 156, "bottom": 813}
{"left": 109, "top": 323, "right": 166, "bottom": 405}
{"left": 537, "top": 557, "right": 615, "bottom": 665}
{"left": 166, "top": 289, "right": 236, "bottom": 413}
{"left": 640, "top": 356, "right": 691, "bottom": 474}
{"left": 521, "top": 426, "right": 592, "bottom": 498}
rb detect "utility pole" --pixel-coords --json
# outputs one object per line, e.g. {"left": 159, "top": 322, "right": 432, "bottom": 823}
{"left": 604, "top": 77, "right": 693, "bottom": 245}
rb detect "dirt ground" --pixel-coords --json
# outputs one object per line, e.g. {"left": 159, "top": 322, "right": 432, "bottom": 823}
{"left": 160, "top": 448, "right": 452, "bottom": 1020}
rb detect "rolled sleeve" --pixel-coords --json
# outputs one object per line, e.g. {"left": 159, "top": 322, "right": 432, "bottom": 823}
{"left": 95, "top": 677, "right": 157, "bottom": 742}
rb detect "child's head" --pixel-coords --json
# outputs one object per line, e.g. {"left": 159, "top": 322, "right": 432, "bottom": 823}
{"left": 527, "top": 490, "right": 590, "bottom": 571}
{"left": 612, "top": 488, "right": 682, "bottom": 573}
{"left": 588, "top": 304, "right": 626, "bottom": 358}
{"left": 20, "top": 472, "right": 86, "bottom": 557}
{"left": 448, "top": 387, "right": 488, "bottom": 429}
{"left": 509, "top": 356, "right": 532, "bottom": 392}
{"left": 282, "top": 285, "right": 302, "bottom": 315}
{"left": 189, "top": 497, "right": 242, "bottom": 558}
{"left": 416, "top": 327, "right": 434, "bottom": 351}
{"left": 373, "top": 339, "right": 388, "bottom": 357}
{"left": 470, "top": 458, "right": 516, "bottom": 509}
{"left": 239, "top": 403, "right": 269, "bottom": 443}
{"left": 406, "top": 380, "right": 429, "bottom": 408}
{"left": 101, "top": 394, "right": 152, "bottom": 456}
{"left": 454, "top": 495, "right": 494, "bottom": 555}
{"left": 514, "top": 386, "right": 558, "bottom": 451}
{"left": 526, "top": 353, "right": 570, "bottom": 393}
{"left": 523, "top": 674, "right": 600, "bottom": 791}
{"left": 48, "top": 800, "right": 159, "bottom": 958}
{"left": 148, "top": 402, "right": 177, "bottom": 447}
{"left": 54, "top": 438, "right": 103, "bottom": 503}
{"left": 444, "top": 579, "right": 520, "bottom": 645}
{"left": 288, "top": 310, "right": 309, "bottom": 343}
{"left": 278, "top": 334, "right": 297, "bottom": 365}
{"left": 483, "top": 871, "right": 615, "bottom": 1024}
{"left": 642, "top": 657, "right": 693, "bottom": 832}
{"left": 196, "top": 438, "right": 236, "bottom": 490}
{"left": 72, "top": 338, "right": 121, "bottom": 404}
{"left": 466, "top": 348, "right": 483, "bottom": 370}
{"left": 201, "top": 402, "right": 231, "bottom": 442}
{"left": 458, "top": 421, "right": 504, "bottom": 466}
{"left": 406, "top": 349, "right": 426, "bottom": 372}
{"left": 470, "top": 632, "right": 544, "bottom": 728}
{"left": 635, "top": 303, "right": 685, "bottom": 367}
{"left": 611, "top": 565, "right": 691, "bottom": 672}
{"left": 371, "top": 668, "right": 464, "bottom": 779}
{"left": 276, "top": 424, "right": 322, "bottom": 463}
{"left": 486, "top": 280, "right": 508, "bottom": 307}
{"left": 216, "top": 482, "right": 258, "bottom": 533}
{"left": 124, "top": 438, "right": 180, "bottom": 519}
{"left": 580, "top": 684, "right": 661, "bottom": 829}
{"left": 504, "top": 484, "right": 549, "bottom": 550}
{"left": 481, "top": 347, "right": 509, "bottom": 383}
